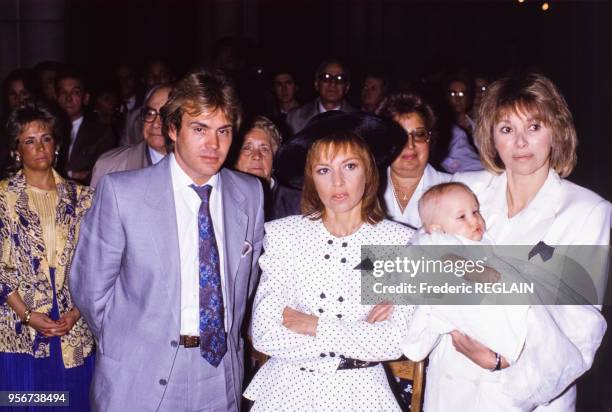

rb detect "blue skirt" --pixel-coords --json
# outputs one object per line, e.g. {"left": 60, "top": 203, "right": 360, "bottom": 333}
{"left": 0, "top": 268, "right": 94, "bottom": 412}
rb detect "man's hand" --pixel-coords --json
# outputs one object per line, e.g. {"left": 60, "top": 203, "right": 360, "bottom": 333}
{"left": 366, "top": 302, "right": 394, "bottom": 323}
{"left": 282, "top": 307, "right": 318, "bottom": 336}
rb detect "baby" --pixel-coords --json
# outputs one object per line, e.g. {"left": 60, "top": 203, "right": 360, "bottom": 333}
{"left": 401, "top": 182, "right": 530, "bottom": 411}
{"left": 416, "top": 182, "right": 499, "bottom": 282}
{"left": 418, "top": 181, "right": 486, "bottom": 242}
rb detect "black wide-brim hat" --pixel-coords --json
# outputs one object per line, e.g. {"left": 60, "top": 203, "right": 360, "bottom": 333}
{"left": 274, "top": 111, "right": 408, "bottom": 190}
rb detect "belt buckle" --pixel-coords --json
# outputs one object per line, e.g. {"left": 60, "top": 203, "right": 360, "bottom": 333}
{"left": 181, "top": 335, "right": 200, "bottom": 348}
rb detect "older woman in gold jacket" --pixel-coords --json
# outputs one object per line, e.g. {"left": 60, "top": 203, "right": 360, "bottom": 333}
{"left": 0, "top": 101, "right": 94, "bottom": 410}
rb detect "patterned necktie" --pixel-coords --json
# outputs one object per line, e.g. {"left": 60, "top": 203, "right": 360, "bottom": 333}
{"left": 190, "top": 184, "right": 227, "bottom": 367}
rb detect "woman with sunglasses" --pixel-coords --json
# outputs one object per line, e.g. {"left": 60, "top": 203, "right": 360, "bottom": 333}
{"left": 377, "top": 92, "right": 451, "bottom": 230}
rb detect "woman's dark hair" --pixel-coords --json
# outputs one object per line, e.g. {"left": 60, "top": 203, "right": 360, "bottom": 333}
{"left": 5, "top": 100, "right": 61, "bottom": 170}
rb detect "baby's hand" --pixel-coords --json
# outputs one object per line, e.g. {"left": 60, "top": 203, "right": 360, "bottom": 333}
{"left": 464, "top": 266, "right": 501, "bottom": 283}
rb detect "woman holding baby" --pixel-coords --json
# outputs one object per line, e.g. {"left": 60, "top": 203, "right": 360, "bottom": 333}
{"left": 447, "top": 73, "right": 610, "bottom": 411}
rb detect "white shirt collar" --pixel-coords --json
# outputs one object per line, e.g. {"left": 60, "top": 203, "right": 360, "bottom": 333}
{"left": 71, "top": 116, "right": 84, "bottom": 141}
{"left": 318, "top": 100, "right": 342, "bottom": 113}
{"left": 169, "top": 153, "right": 219, "bottom": 193}
{"left": 147, "top": 146, "right": 165, "bottom": 165}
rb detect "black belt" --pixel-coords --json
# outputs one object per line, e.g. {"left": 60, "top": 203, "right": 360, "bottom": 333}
{"left": 337, "top": 357, "right": 380, "bottom": 370}
{"left": 179, "top": 335, "right": 200, "bottom": 348}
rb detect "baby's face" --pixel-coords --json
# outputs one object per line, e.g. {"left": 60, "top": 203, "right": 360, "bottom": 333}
{"left": 433, "top": 188, "right": 485, "bottom": 241}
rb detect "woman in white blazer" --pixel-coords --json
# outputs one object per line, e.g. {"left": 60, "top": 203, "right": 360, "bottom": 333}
{"left": 244, "top": 131, "right": 415, "bottom": 411}
{"left": 452, "top": 73, "right": 610, "bottom": 411}
{"left": 377, "top": 92, "right": 451, "bottom": 229}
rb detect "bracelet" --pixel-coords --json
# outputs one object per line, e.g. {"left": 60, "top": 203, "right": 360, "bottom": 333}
{"left": 22, "top": 309, "right": 32, "bottom": 326}
{"left": 490, "top": 352, "right": 502, "bottom": 372}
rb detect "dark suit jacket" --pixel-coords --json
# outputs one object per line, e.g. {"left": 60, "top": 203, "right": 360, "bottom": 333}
{"left": 58, "top": 116, "right": 117, "bottom": 182}
{"left": 285, "top": 98, "right": 357, "bottom": 136}
{"left": 267, "top": 181, "right": 301, "bottom": 221}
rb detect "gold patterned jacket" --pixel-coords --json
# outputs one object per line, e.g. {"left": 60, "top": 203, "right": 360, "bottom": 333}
{"left": 0, "top": 170, "right": 95, "bottom": 368}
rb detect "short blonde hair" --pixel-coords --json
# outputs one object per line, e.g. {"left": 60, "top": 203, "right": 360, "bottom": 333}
{"left": 301, "top": 131, "right": 384, "bottom": 224}
{"left": 475, "top": 73, "right": 577, "bottom": 178}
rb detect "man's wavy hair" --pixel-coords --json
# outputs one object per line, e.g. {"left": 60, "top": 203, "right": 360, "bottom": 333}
{"left": 161, "top": 69, "right": 242, "bottom": 152}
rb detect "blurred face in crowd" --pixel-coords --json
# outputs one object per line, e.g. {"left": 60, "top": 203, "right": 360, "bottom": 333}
{"left": 273, "top": 73, "right": 297, "bottom": 105}
{"left": 315, "top": 63, "right": 350, "bottom": 107}
{"left": 56, "top": 77, "right": 89, "bottom": 121}
{"left": 360, "top": 76, "right": 385, "bottom": 111}
{"left": 142, "top": 86, "right": 171, "bottom": 154}
{"left": 472, "top": 77, "right": 488, "bottom": 111}
{"left": 311, "top": 144, "right": 366, "bottom": 218}
{"left": 493, "top": 109, "right": 552, "bottom": 179}
{"left": 448, "top": 80, "right": 469, "bottom": 115}
{"left": 169, "top": 107, "right": 233, "bottom": 185}
{"left": 38, "top": 69, "right": 58, "bottom": 101}
{"left": 94, "top": 91, "right": 120, "bottom": 125}
{"left": 235, "top": 127, "right": 277, "bottom": 182}
{"left": 391, "top": 112, "right": 430, "bottom": 179}
{"left": 115, "top": 65, "right": 137, "bottom": 99}
{"left": 144, "top": 62, "right": 172, "bottom": 88}
{"left": 16, "top": 121, "right": 56, "bottom": 175}
{"left": 7, "top": 80, "right": 30, "bottom": 110}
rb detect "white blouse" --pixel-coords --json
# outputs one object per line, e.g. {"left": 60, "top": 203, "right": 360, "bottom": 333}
{"left": 245, "top": 215, "right": 415, "bottom": 411}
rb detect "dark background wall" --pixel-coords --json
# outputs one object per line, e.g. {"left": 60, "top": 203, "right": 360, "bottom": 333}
{"left": 1, "top": 0, "right": 610, "bottom": 198}
{"left": 1, "top": 1, "right": 611, "bottom": 410}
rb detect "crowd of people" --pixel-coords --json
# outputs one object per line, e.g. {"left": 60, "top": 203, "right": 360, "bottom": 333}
{"left": 0, "top": 52, "right": 610, "bottom": 412}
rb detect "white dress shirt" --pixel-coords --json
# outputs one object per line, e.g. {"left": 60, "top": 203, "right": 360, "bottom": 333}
{"left": 383, "top": 163, "right": 451, "bottom": 229}
{"left": 169, "top": 154, "right": 228, "bottom": 335}
{"left": 68, "top": 115, "right": 84, "bottom": 159}
{"left": 148, "top": 146, "right": 165, "bottom": 165}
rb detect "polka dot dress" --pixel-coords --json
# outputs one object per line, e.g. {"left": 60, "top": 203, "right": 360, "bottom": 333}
{"left": 244, "top": 215, "right": 416, "bottom": 411}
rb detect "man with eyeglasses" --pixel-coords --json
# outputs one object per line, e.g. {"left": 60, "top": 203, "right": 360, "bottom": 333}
{"left": 286, "top": 58, "right": 357, "bottom": 135}
{"left": 90, "top": 84, "right": 172, "bottom": 188}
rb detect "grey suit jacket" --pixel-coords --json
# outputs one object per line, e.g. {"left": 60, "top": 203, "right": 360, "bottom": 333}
{"left": 90, "top": 140, "right": 153, "bottom": 189}
{"left": 285, "top": 98, "right": 357, "bottom": 135}
{"left": 70, "top": 156, "right": 265, "bottom": 411}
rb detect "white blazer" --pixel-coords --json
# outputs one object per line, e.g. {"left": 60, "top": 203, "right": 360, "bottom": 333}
{"left": 384, "top": 163, "right": 451, "bottom": 229}
{"left": 454, "top": 169, "right": 610, "bottom": 412}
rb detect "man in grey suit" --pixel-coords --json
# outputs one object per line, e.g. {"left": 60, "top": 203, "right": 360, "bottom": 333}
{"left": 71, "top": 70, "right": 265, "bottom": 411}
{"left": 90, "top": 84, "right": 172, "bottom": 188}
{"left": 285, "top": 58, "right": 357, "bottom": 135}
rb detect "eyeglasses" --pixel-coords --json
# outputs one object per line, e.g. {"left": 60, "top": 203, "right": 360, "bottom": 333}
{"left": 448, "top": 90, "right": 466, "bottom": 98}
{"left": 142, "top": 107, "right": 161, "bottom": 123}
{"left": 241, "top": 144, "right": 273, "bottom": 157}
{"left": 318, "top": 72, "right": 348, "bottom": 85}
{"left": 406, "top": 127, "right": 431, "bottom": 143}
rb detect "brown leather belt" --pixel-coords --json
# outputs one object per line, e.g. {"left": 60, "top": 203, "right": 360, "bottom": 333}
{"left": 179, "top": 335, "right": 200, "bottom": 348}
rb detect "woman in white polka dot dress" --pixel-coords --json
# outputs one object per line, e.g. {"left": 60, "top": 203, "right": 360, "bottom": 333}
{"left": 244, "top": 131, "right": 415, "bottom": 411}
